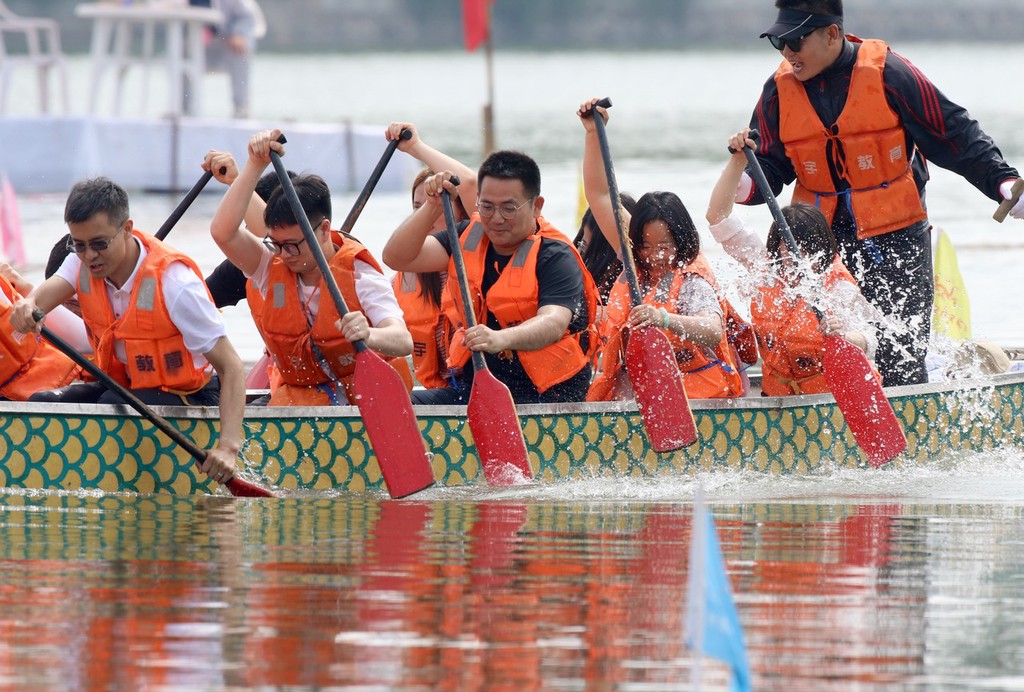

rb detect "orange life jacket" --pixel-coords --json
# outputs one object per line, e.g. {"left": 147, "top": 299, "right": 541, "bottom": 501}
{"left": 588, "top": 258, "right": 744, "bottom": 401}
{"left": 0, "top": 276, "right": 79, "bottom": 400}
{"left": 751, "top": 256, "right": 878, "bottom": 395}
{"left": 776, "top": 37, "right": 928, "bottom": 240}
{"left": 248, "top": 232, "right": 410, "bottom": 406}
{"left": 393, "top": 271, "right": 452, "bottom": 389}
{"left": 77, "top": 230, "right": 212, "bottom": 393}
{"left": 442, "top": 216, "right": 599, "bottom": 394}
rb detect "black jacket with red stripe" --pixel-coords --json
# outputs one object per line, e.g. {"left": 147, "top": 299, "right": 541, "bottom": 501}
{"left": 746, "top": 37, "right": 1018, "bottom": 206}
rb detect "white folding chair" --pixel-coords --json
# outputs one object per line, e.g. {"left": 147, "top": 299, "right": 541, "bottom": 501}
{"left": 0, "top": 1, "right": 70, "bottom": 114}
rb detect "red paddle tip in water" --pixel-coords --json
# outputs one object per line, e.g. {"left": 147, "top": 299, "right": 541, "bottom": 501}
{"left": 225, "top": 475, "right": 277, "bottom": 498}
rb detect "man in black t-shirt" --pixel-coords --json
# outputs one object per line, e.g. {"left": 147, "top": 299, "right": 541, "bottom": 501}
{"left": 383, "top": 150, "right": 595, "bottom": 404}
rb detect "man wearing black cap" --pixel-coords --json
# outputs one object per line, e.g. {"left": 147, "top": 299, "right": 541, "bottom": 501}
{"left": 737, "top": 0, "right": 1023, "bottom": 387}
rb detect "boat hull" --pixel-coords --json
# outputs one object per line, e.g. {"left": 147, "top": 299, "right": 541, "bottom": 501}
{"left": 1, "top": 374, "right": 1022, "bottom": 495}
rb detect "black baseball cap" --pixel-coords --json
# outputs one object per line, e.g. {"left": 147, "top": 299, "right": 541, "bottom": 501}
{"left": 760, "top": 8, "right": 842, "bottom": 40}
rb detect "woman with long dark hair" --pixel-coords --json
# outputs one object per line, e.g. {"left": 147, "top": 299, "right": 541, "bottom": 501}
{"left": 578, "top": 99, "right": 745, "bottom": 401}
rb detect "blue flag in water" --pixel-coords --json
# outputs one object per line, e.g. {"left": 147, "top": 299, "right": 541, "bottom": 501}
{"left": 685, "top": 491, "right": 751, "bottom": 692}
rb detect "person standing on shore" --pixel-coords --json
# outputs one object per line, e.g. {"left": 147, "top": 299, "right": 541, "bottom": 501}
{"left": 741, "top": 0, "right": 1023, "bottom": 386}
{"left": 188, "top": 0, "right": 264, "bottom": 119}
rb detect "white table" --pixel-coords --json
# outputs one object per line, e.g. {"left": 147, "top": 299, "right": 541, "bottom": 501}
{"left": 75, "top": 3, "right": 222, "bottom": 118}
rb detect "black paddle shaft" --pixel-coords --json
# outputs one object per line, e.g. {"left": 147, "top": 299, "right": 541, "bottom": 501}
{"left": 586, "top": 97, "right": 645, "bottom": 308}
{"left": 269, "top": 135, "right": 368, "bottom": 354}
{"left": 441, "top": 178, "right": 488, "bottom": 372}
{"left": 738, "top": 130, "right": 825, "bottom": 319}
{"left": 339, "top": 129, "right": 411, "bottom": 235}
{"left": 155, "top": 167, "right": 223, "bottom": 240}
{"left": 737, "top": 130, "right": 801, "bottom": 257}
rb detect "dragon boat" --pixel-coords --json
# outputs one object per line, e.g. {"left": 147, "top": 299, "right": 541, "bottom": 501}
{"left": 1, "top": 372, "right": 1022, "bottom": 496}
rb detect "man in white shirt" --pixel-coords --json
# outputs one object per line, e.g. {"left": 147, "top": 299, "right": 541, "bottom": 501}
{"left": 206, "top": 129, "right": 411, "bottom": 407}
{"left": 10, "top": 177, "right": 244, "bottom": 485}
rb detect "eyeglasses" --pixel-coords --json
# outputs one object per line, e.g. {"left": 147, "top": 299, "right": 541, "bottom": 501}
{"left": 67, "top": 227, "right": 122, "bottom": 254}
{"left": 263, "top": 235, "right": 309, "bottom": 256}
{"left": 263, "top": 219, "right": 322, "bottom": 255}
{"left": 767, "top": 29, "right": 816, "bottom": 53}
{"left": 477, "top": 199, "right": 532, "bottom": 220}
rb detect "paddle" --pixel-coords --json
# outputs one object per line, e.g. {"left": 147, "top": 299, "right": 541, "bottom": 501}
{"left": 737, "top": 130, "right": 906, "bottom": 466}
{"left": 32, "top": 312, "right": 275, "bottom": 497}
{"left": 339, "top": 128, "right": 412, "bottom": 235}
{"left": 269, "top": 134, "right": 434, "bottom": 499}
{"left": 441, "top": 178, "right": 532, "bottom": 484}
{"left": 586, "top": 97, "right": 697, "bottom": 451}
{"left": 994, "top": 178, "right": 1024, "bottom": 223}
{"left": 155, "top": 169, "right": 216, "bottom": 240}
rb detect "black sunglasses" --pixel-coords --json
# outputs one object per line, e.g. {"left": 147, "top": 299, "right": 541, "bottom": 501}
{"left": 767, "top": 29, "right": 816, "bottom": 53}
{"left": 66, "top": 227, "right": 123, "bottom": 254}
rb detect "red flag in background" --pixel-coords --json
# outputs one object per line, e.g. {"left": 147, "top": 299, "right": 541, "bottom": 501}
{"left": 462, "top": 0, "right": 492, "bottom": 52}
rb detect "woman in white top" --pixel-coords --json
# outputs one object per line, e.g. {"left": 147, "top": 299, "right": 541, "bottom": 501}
{"left": 706, "top": 128, "right": 881, "bottom": 396}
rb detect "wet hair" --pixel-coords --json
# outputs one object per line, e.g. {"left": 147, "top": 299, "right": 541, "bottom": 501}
{"left": 478, "top": 150, "right": 541, "bottom": 200}
{"left": 628, "top": 191, "right": 700, "bottom": 273}
{"left": 255, "top": 169, "right": 296, "bottom": 203}
{"left": 64, "top": 177, "right": 129, "bottom": 227}
{"left": 573, "top": 193, "right": 636, "bottom": 302}
{"left": 777, "top": 0, "right": 843, "bottom": 20}
{"left": 765, "top": 202, "right": 838, "bottom": 272}
{"left": 263, "top": 173, "right": 331, "bottom": 229}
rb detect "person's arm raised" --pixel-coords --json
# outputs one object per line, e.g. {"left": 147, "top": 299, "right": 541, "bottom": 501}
{"left": 208, "top": 130, "right": 280, "bottom": 276}
{"left": 707, "top": 130, "right": 753, "bottom": 226}
{"left": 381, "top": 172, "right": 455, "bottom": 273}
{"left": 387, "top": 122, "right": 479, "bottom": 212}
{"left": 707, "top": 129, "right": 765, "bottom": 273}
{"left": 578, "top": 98, "right": 625, "bottom": 255}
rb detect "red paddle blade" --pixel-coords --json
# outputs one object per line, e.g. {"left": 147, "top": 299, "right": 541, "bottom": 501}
{"left": 467, "top": 368, "right": 532, "bottom": 484}
{"left": 353, "top": 350, "right": 435, "bottom": 498}
{"left": 626, "top": 327, "right": 698, "bottom": 451}
{"left": 225, "top": 476, "right": 276, "bottom": 498}
{"left": 822, "top": 334, "right": 907, "bottom": 467}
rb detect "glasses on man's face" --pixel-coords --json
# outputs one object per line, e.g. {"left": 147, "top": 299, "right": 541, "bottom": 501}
{"left": 477, "top": 199, "right": 532, "bottom": 221}
{"left": 67, "top": 226, "right": 122, "bottom": 254}
{"left": 767, "top": 29, "right": 815, "bottom": 53}
{"left": 263, "top": 235, "right": 309, "bottom": 256}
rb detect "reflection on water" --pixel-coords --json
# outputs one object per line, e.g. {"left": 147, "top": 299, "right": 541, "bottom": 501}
{"left": 4, "top": 45, "right": 1024, "bottom": 690}
{"left": 1, "top": 488, "right": 1023, "bottom": 689}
